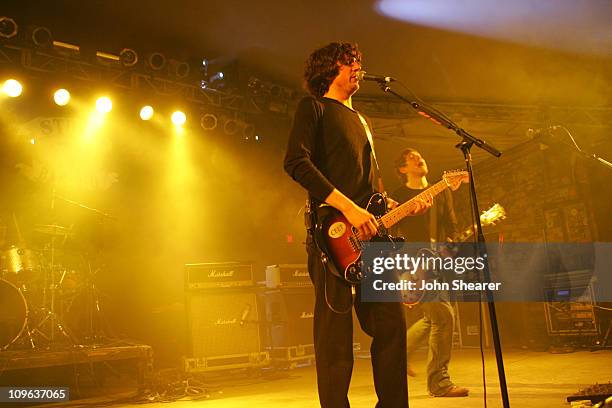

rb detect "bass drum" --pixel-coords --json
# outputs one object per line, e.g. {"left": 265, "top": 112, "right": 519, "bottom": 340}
{"left": 0, "top": 279, "right": 27, "bottom": 349}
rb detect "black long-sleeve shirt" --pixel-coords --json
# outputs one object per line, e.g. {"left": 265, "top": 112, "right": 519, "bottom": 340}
{"left": 391, "top": 185, "right": 458, "bottom": 243}
{"left": 284, "top": 96, "right": 375, "bottom": 207}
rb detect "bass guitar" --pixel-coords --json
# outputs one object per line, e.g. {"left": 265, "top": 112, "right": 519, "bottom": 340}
{"left": 314, "top": 170, "right": 468, "bottom": 284}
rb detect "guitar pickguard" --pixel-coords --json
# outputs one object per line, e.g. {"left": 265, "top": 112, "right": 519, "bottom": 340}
{"left": 316, "top": 193, "right": 395, "bottom": 283}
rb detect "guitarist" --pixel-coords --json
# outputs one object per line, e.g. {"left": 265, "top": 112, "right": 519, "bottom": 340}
{"left": 284, "top": 42, "right": 429, "bottom": 408}
{"left": 392, "top": 148, "right": 470, "bottom": 398}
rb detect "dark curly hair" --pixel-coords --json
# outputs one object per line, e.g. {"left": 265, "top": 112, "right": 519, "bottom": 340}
{"left": 303, "top": 42, "right": 362, "bottom": 97}
{"left": 395, "top": 148, "right": 418, "bottom": 182}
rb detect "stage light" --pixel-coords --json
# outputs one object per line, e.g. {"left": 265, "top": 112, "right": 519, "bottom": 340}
{"left": 31, "top": 26, "right": 52, "bottom": 48}
{"left": 200, "top": 113, "right": 217, "bottom": 130}
{"left": 210, "top": 72, "right": 224, "bottom": 83}
{"left": 223, "top": 118, "right": 238, "bottom": 135}
{"left": 0, "top": 17, "right": 18, "bottom": 39}
{"left": 52, "top": 40, "right": 80, "bottom": 57}
{"left": 2, "top": 79, "right": 22, "bottom": 97}
{"left": 170, "top": 60, "right": 190, "bottom": 78}
{"left": 205, "top": 72, "right": 225, "bottom": 90}
{"left": 147, "top": 52, "right": 166, "bottom": 71}
{"left": 53, "top": 89, "right": 70, "bottom": 106}
{"left": 171, "top": 111, "right": 186, "bottom": 126}
{"left": 201, "top": 59, "right": 209, "bottom": 78}
{"left": 243, "top": 123, "right": 255, "bottom": 140}
{"left": 95, "top": 96, "right": 112, "bottom": 114}
{"left": 95, "top": 51, "right": 120, "bottom": 66}
{"left": 140, "top": 105, "right": 154, "bottom": 120}
{"left": 120, "top": 48, "right": 138, "bottom": 67}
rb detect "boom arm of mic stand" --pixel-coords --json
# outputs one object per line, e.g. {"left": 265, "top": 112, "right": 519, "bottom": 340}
{"left": 54, "top": 194, "right": 117, "bottom": 220}
{"left": 566, "top": 144, "right": 612, "bottom": 171}
{"left": 595, "top": 155, "right": 612, "bottom": 169}
{"left": 539, "top": 127, "right": 612, "bottom": 171}
{"left": 378, "top": 84, "right": 502, "bottom": 158}
{"left": 572, "top": 149, "right": 612, "bottom": 170}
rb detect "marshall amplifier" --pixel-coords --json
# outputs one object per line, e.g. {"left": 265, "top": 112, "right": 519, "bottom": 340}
{"left": 184, "top": 288, "right": 268, "bottom": 372}
{"left": 261, "top": 286, "right": 315, "bottom": 348}
{"left": 185, "top": 262, "right": 253, "bottom": 289}
{"left": 265, "top": 264, "right": 312, "bottom": 288}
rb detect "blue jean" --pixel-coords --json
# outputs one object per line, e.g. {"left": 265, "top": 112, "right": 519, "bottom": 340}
{"left": 406, "top": 301, "right": 455, "bottom": 396}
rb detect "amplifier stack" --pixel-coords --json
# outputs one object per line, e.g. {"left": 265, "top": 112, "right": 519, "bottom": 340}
{"left": 182, "top": 262, "right": 319, "bottom": 372}
{"left": 262, "top": 264, "right": 315, "bottom": 367}
{"left": 183, "top": 262, "right": 269, "bottom": 373}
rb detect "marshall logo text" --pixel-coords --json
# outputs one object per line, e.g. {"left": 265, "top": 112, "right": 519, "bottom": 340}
{"left": 292, "top": 270, "right": 309, "bottom": 278}
{"left": 208, "top": 270, "right": 235, "bottom": 278}
{"left": 215, "top": 318, "right": 237, "bottom": 325}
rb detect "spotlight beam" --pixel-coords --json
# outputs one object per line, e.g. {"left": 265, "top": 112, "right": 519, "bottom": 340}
{"left": 2, "top": 79, "right": 22, "bottom": 97}
{"left": 95, "top": 96, "right": 112, "bottom": 114}
{"left": 54, "top": 88, "right": 70, "bottom": 106}
{"left": 140, "top": 105, "right": 154, "bottom": 120}
{"left": 171, "top": 111, "right": 187, "bottom": 126}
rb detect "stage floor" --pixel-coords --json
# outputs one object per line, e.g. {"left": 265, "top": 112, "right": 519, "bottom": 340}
{"left": 43, "top": 348, "right": 611, "bottom": 408}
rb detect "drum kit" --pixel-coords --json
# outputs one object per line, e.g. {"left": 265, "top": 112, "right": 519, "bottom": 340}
{"left": 0, "top": 195, "right": 115, "bottom": 351}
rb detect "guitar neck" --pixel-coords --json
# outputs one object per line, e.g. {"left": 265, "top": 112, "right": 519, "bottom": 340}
{"left": 381, "top": 180, "right": 450, "bottom": 229}
{"left": 451, "top": 204, "right": 505, "bottom": 243}
{"left": 453, "top": 225, "right": 475, "bottom": 243}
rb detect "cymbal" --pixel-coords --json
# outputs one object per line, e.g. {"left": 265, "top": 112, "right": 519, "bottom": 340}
{"left": 34, "top": 224, "right": 74, "bottom": 237}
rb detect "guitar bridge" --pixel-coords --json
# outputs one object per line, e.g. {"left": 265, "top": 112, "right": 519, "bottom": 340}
{"left": 348, "top": 235, "right": 362, "bottom": 252}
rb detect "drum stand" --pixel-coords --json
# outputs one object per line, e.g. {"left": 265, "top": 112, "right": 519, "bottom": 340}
{"left": 0, "top": 241, "right": 61, "bottom": 351}
{"left": 51, "top": 193, "right": 117, "bottom": 345}
{"left": 79, "top": 261, "right": 113, "bottom": 345}
{"left": 31, "top": 231, "right": 76, "bottom": 348}
{"left": 1, "top": 321, "right": 36, "bottom": 351}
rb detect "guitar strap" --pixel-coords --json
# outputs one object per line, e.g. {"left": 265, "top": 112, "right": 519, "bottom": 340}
{"left": 357, "top": 112, "right": 386, "bottom": 195}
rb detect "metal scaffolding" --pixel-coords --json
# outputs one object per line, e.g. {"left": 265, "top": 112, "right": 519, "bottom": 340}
{"left": 354, "top": 96, "right": 612, "bottom": 129}
{"left": 2, "top": 43, "right": 610, "bottom": 130}
{"left": 0, "top": 44, "right": 257, "bottom": 114}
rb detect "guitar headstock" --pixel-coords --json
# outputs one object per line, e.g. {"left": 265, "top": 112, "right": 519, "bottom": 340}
{"left": 442, "top": 170, "right": 469, "bottom": 191}
{"left": 480, "top": 203, "right": 506, "bottom": 226}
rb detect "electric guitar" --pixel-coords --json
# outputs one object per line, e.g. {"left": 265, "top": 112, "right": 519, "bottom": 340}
{"left": 314, "top": 170, "right": 468, "bottom": 284}
{"left": 400, "top": 203, "right": 506, "bottom": 307}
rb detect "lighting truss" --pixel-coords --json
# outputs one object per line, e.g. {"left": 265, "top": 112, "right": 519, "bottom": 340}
{"left": 0, "top": 43, "right": 261, "bottom": 114}
{"left": 353, "top": 96, "right": 612, "bottom": 129}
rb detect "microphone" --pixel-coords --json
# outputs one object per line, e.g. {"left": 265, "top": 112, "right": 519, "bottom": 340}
{"left": 239, "top": 304, "right": 251, "bottom": 326}
{"left": 357, "top": 71, "right": 396, "bottom": 83}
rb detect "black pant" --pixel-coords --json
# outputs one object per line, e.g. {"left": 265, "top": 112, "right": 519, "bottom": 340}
{"left": 307, "top": 237, "right": 409, "bottom": 408}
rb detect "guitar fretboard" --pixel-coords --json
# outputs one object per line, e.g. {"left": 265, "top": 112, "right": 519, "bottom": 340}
{"left": 380, "top": 179, "right": 451, "bottom": 229}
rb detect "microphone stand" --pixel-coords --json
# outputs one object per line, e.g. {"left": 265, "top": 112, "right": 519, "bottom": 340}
{"left": 584, "top": 153, "right": 612, "bottom": 170}
{"left": 375, "top": 82, "right": 510, "bottom": 408}
{"left": 545, "top": 126, "right": 612, "bottom": 171}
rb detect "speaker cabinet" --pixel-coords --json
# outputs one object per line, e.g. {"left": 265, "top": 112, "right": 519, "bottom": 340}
{"left": 185, "top": 289, "right": 261, "bottom": 358}
{"left": 262, "top": 287, "right": 315, "bottom": 348}
{"left": 454, "top": 301, "right": 491, "bottom": 348}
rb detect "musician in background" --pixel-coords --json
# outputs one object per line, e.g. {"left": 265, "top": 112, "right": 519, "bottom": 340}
{"left": 284, "top": 42, "right": 429, "bottom": 408}
{"left": 392, "top": 148, "right": 469, "bottom": 398}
